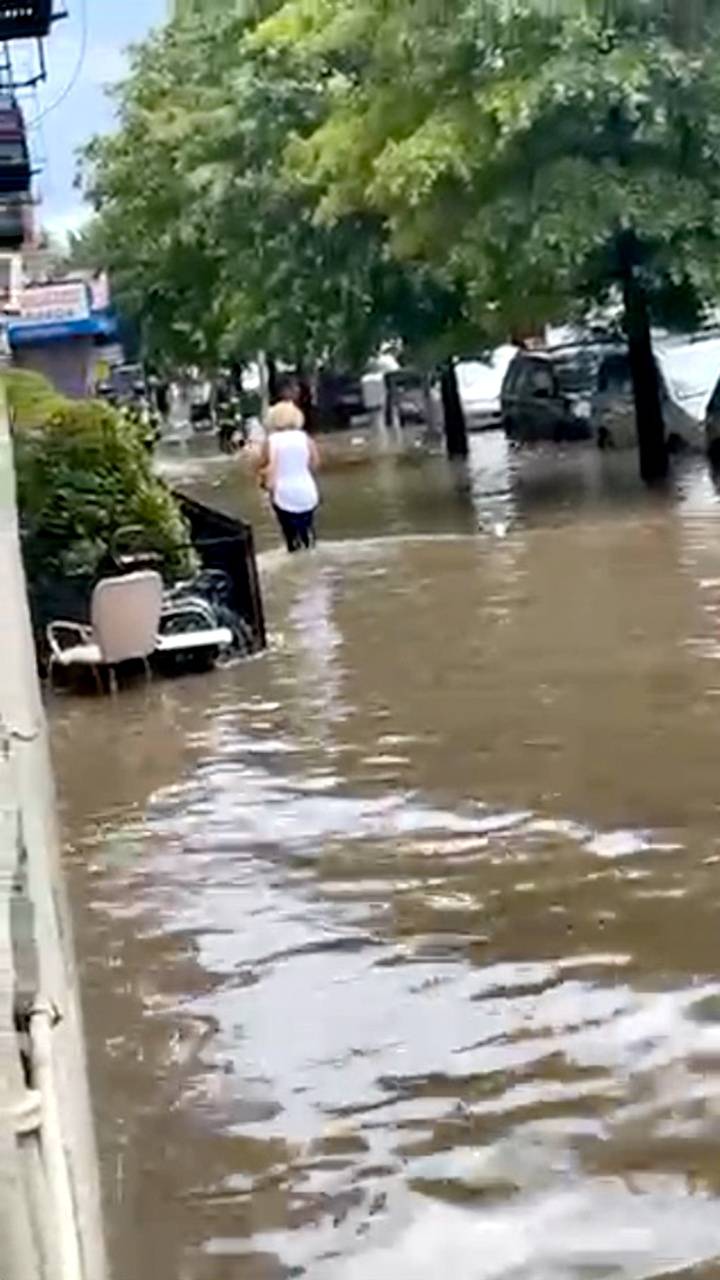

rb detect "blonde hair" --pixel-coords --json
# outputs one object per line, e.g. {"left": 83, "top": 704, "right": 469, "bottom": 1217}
{"left": 266, "top": 400, "right": 305, "bottom": 431}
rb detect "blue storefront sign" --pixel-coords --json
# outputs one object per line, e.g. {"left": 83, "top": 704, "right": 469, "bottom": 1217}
{"left": 8, "top": 308, "right": 119, "bottom": 347}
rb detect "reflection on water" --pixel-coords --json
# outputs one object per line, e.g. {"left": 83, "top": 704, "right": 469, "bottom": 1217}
{"left": 53, "top": 434, "right": 720, "bottom": 1278}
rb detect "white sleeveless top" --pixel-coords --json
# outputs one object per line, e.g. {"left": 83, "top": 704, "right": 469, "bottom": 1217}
{"left": 269, "top": 429, "right": 319, "bottom": 513}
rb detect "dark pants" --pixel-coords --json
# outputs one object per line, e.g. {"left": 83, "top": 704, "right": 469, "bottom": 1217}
{"left": 273, "top": 505, "right": 316, "bottom": 553}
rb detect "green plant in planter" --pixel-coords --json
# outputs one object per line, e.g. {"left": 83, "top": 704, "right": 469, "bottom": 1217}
{"left": 8, "top": 380, "right": 194, "bottom": 583}
{"left": 4, "top": 368, "right": 66, "bottom": 430}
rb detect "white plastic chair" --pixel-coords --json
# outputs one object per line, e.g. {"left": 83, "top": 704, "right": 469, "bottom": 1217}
{"left": 47, "top": 570, "right": 164, "bottom": 692}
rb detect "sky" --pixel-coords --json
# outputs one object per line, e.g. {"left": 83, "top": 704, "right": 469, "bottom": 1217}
{"left": 17, "top": 0, "right": 168, "bottom": 239}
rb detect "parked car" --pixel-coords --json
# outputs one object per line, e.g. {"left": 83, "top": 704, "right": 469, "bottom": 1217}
{"left": 108, "top": 363, "right": 146, "bottom": 400}
{"left": 503, "top": 334, "right": 720, "bottom": 451}
{"left": 593, "top": 352, "right": 698, "bottom": 453}
{"left": 457, "top": 346, "right": 517, "bottom": 430}
{"left": 678, "top": 334, "right": 720, "bottom": 464}
{"left": 386, "top": 369, "right": 426, "bottom": 425}
{"left": 707, "top": 387, "right": 720, "bottom": 465}
{"left": 316, "top": 370, "right": 365, "bottom": 428}
{"left": 659, "top": 333, "right": 720, "bottom": 426}
{"left": 501, "top": 342, "right": 617, "bottom": 443}
{"left": 594, "top": 335, "right": 720, "bottom": 453}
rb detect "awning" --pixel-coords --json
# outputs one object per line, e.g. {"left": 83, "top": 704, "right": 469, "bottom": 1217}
{"left": 8, "top": 310, "right": 119, "bottom": 347}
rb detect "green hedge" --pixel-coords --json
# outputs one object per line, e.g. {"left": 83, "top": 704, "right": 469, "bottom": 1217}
{"left": 5, "top": 371, "right": 194, "bottom": 582}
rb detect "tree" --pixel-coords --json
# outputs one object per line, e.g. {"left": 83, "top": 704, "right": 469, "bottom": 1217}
{"left": 79, "top": 2, "right": 466, "bottom": 393}
{"left": 258, "top": 0, "right": 720, "bottom": 479}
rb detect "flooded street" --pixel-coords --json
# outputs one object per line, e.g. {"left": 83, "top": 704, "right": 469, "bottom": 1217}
{"left": 51, "top": 433, "right": 720, "bottom": 1279}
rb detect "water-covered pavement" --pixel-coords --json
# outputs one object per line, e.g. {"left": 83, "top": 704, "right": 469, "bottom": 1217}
{"left": 52, "top": 433, "right": 720, "bottom": 1278}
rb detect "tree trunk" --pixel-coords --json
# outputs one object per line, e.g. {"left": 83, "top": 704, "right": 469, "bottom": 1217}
{"left": 440, "top": 360, "right": 468, "bottom": 459}
{"left": 621, "top": 268, "right": 668, "bottom": 484}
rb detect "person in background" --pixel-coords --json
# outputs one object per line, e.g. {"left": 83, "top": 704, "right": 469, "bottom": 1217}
{"left": 257, "top": 398, "right": 320, "bottom": 551}
{"left": 155, "top": 378, "right": 170, "bottom": 419}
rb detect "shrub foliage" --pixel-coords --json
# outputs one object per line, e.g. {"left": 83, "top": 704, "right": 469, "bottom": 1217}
{"left": 5, "top": 372, "right": 193, "bottom": 582}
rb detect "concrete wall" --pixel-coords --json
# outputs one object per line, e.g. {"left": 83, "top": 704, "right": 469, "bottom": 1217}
{"left": 0, "top": 391, "right": 107, "bottom": 1278}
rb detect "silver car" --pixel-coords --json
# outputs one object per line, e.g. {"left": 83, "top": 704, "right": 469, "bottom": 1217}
{"left": 699, "top": 336, "right": 720, "bottom": 464}
{"left": 593, "top": 335, "right": 720, "bottom": 452}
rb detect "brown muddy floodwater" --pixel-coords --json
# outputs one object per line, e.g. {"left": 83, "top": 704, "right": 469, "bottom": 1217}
{"left": 50, "top": 432, "right": 720, "bottom": 1279}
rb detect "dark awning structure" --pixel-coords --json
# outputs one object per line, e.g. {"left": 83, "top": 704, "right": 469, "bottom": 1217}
{"left": 0, "top": 0, "right": 53, "bottom": 40}
{"left": 0, "top": 101, "right": 30, "bottom": 193}
{"left": 0, "top": 196, "right": 25, "bottom": 248}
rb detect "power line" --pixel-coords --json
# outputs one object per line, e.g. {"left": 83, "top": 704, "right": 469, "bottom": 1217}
{"left": 27, "top": 0, "right": 88, "bottom": 129}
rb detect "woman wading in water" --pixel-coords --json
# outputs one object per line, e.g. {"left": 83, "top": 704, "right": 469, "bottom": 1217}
{"left": 257, "top": 396, "right": 320, "bottom": 552}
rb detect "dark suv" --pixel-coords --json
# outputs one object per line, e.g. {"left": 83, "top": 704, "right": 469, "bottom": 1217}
{"left": 501, "top": 343, "right": 620, "bottom": 444}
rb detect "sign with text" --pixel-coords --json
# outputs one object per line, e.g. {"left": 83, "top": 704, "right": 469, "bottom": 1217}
{"left": 18, "top": 281, "right": 90, "bottom": 325}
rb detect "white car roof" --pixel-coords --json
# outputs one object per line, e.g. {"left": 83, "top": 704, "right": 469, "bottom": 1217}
{"left": 655, "top": 335, "right": 720, "bottom": 420}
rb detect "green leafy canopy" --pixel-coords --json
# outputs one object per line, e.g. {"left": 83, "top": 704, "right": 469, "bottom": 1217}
{"left": 79, "top": 2, "right": 465, "bottom": 370}
{"left": 256, "top": 0, "right": 720, "bottom": 338}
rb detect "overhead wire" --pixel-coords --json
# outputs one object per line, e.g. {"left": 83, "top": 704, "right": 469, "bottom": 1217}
{"left": 27, "top": 0, "right": 88, "bottom": 129}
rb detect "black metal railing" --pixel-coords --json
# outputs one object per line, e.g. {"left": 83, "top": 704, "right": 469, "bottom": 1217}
{"left": 24, "top": 495, "right": 266, "bottom": 671}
